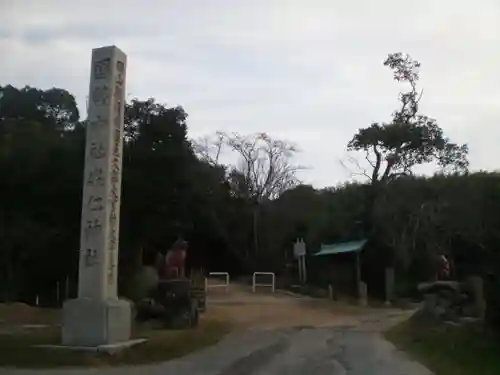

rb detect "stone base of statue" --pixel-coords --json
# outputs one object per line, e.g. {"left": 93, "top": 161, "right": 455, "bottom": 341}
{"left": 62, "top": 297, "right": 132, "bottom": 347}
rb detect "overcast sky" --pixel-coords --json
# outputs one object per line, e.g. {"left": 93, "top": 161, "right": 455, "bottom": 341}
{"left": 1, "top": 0, "right": 499, "bottom": 187}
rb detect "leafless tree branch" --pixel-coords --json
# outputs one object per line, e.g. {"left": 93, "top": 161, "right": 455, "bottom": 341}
{"left": 191, "top": 131, "right": 225, "bottom": 165}
{"left": 198, "top": 132, "right": 303, "bottom": 201}
{"left": 340, "top": 153, "right": 373, "bottom": 181}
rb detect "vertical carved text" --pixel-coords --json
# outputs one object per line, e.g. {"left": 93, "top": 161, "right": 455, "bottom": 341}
{"left": 107, "top": 61, "right": 125, "bottom": 286}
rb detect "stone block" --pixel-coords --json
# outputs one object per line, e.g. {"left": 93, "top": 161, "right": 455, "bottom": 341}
{"left": 422, "top": 293, "right": 437, "bottom": 313}
{"left": 465, "top": 276, "right": 486, "bottom": 319}
{"left": 358, "top": 282, "right": 368, "bottom": 306}
{"left": 35, "top": 338, "right": 147, "bottom": 354}
{"left": 418, "top": 281, "right": 460, "bottom": 293}
{"left": 62, "top": 297, "right": 132, "bottom": 347}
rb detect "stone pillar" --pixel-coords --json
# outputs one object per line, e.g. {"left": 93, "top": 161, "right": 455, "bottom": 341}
{"left": 301, "top": 255, "right": 307, "bottom": 283}
{"left": 358, "top": 281, "right": 368, "bottom": 306}
{"left": 62, "top": 46, "right": 131, "bottom": 347}
{"left": 328, "top": 284, "right": 333, "bottom": 300}
{"left": 384, "top": 267, "right": 395, "bottom": 305}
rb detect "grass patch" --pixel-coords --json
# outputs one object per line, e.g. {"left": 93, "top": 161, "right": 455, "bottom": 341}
{"left": 0, "top": 303, "right": 60, "bottom": 325}
{"left": 385, "top": 315, "right": 500, "bottom": 375}
{"left": 0, "top": 319, "right": 231, "bottom": 368}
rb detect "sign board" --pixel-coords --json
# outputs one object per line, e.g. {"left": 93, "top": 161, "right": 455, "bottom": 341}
{"left": 293, "top": 238, "right": 306, "bottom": 258}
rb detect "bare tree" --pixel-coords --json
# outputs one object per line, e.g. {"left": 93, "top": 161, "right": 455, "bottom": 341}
{"left": 191, "top": 131, "right": 225, "bottom": 166}
{"left": 193, "top": 131, "right": 302, "bottom": 201}
{"left": 193, "top": 131, "right": 303, "bottom": 256}
{"left": 224, "top": 132, "right": 302, "bottom": 255}
{"left": 224, "top": 132, "right": 302, "bottom": 201}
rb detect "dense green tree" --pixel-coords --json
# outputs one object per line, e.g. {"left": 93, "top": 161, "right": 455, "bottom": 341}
{"left": 1, "top": 77, "right": 499, "bottom": 328}
{"left": 347, "top": 53, "right": 468, "bottom": 184}
{"left": 346, "top": 53, "right": 468, "bottom": 234}
{"left": 0, "top": 88, "right": 233, "bottom": 302}
{"left": 0, "top": 85, "right": 83, "bottom": 302}
{"left": 344, "top": 53, "right": 470, "bottom": 281}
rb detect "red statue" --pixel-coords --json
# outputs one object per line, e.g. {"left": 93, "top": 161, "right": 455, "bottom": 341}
{"left": 437, "top": 254, "right": 451, "bottom": 280}
{"left": 158, "top": 239, "right": 188, "bottom": 279}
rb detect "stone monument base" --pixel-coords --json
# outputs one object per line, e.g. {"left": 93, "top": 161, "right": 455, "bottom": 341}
{"left": 62, "top": 297, "right": 132, "bottom": 347}
{"left": 35, "top": 338, "right": 147, "bottom": 354}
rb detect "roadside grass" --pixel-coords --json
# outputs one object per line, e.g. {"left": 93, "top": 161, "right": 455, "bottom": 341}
{"left": 0, "top": 303, "right": 60, "bottom": 325}
{"left": 385, "top": 314, "right": 500, "bottom": 375}
{"left": 0, "top": 318, "right": 231, "bottom": 368}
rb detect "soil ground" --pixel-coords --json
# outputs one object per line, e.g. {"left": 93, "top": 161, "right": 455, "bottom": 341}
{"left": 204, "top": 284, "right": 392, "bottom": 330}
{"left": 0, "top": 283, "right": 431, "bottom": 374}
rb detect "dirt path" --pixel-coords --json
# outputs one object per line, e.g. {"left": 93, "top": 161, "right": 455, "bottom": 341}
{"left": 1, "top": 284, "right": 432, "bottom": 374}
{"left": 204, "top": 284, "right": 370, "bottom": 330}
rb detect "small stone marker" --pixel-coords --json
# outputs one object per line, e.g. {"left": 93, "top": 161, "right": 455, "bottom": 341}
{"left": 358, "top": 281, "right": 368, "bottom": 306}
{"left": 62, "top": 46, "right": 132, "bottom": 347}
{"left": 384, "top": 267, "right": 395, "bottom": 305}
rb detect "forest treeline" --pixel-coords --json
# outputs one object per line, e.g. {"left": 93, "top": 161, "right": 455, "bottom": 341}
{"left": 0, "top": 53, "right": 499, "bottom": 327}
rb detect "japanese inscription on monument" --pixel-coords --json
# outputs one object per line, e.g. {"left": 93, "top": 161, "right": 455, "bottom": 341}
{"left": 106, "top": 59, "right": 126, "bottom": 289}
{"left": 78, "top": 46, "right": 127, "bottom": 300}
{"left": 62, "top": 46, "right": 132, "bottom": 348}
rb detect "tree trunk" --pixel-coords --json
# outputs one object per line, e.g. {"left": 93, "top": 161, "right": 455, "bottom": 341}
{"left": 253, "top": 204, "right": 259, "bottom": 255}
{"left": 364, "top": 181, "right": 381, "bottom": 236}
{"left": 209, "top": 209, "right": 252, "bottom": 273}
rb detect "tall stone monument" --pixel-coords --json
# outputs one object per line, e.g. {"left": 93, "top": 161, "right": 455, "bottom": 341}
{"left": 62, "top": 46, "right": 131, "bottom": 347}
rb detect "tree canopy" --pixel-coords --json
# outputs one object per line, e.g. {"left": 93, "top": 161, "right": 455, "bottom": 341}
{"left": 1, "top": 52, "right": 499, "bottom": 327}
{"left": 347, "top": 53, "right": 468, "bottom": 183}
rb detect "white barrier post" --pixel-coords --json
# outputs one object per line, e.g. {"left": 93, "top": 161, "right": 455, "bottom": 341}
{"left": 205, "top": 272, "right": 230, "bottom": 292}
{"left": 252, "top": 272, "right": 275, "bottom": 293}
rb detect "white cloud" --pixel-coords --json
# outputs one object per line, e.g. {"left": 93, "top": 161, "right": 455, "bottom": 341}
{"left": 1, "top": 0, "right": 500, "bottom": 187}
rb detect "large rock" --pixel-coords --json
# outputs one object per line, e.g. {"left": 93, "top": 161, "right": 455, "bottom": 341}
{"left": 417, "top": 281, "right": 460, "bottom": 294}
{"left": 418, "top": 277, "right": 486, "bottom": 324}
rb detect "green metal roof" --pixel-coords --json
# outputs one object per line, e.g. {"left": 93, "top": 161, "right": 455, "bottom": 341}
{"left": 313, "top": 239, "right": 367, "bottom": 256}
